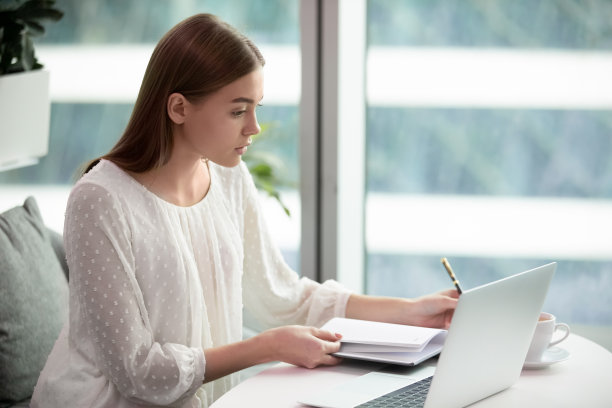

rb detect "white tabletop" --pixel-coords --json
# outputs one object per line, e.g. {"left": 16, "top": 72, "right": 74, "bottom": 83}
{"left": 211, "top": 334, "right": 612, "bottom": 407}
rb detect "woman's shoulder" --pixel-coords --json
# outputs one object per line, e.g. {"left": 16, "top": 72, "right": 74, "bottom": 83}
{"left": 78, "top": 159, "right": 129, "bottom": 184}
{"left": 68, "top": 160, "right": 142, "bottom": 208}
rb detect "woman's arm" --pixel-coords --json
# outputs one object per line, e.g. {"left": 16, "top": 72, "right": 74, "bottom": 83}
{"left": 65, "top": 183, "right": 205, "bottom": 405}
{"left": 237, "top": 163, "right": 458, "bottom": 332}
{"left": 204, "top": 289, "right": 457, "bottom": 383}
{"left": 203, "top": 326, "right": 343, "bottom": 383}
{"left": 345, "top": 289, "right": 460, "bottom": 329}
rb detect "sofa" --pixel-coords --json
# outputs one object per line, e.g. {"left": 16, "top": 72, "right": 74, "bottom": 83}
{"left": 0, "top": 197, "right": 69, "bottom": 407}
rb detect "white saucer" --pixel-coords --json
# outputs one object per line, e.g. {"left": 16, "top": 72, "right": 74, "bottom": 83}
{"left": 523, "top": 347, "right": 570, "bottom": 369}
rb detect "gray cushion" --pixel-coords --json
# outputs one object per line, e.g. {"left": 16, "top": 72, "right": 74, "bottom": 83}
{"left": 0, "top": 197, "right": 68, "bottom": 405}
{"left": 46, "top": 227, "right": 69, "bottom": 280}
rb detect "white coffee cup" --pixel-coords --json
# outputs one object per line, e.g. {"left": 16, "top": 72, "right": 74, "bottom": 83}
{"left": 525, "top": 312, "right": 570, "bottom": 362}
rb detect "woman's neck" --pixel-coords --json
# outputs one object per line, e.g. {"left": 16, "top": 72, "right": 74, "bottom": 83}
{"left": 130, "top": 156, "right": 211, "bottom": 207}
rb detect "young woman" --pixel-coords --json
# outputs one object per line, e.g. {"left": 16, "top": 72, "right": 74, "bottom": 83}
{"left": 32, "top": 14, "right": 458, "bottom": 407}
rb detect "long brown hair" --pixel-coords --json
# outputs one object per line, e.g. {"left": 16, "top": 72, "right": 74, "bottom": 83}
{"left": 82, "top": 13, "right": 265, "bottom": 175}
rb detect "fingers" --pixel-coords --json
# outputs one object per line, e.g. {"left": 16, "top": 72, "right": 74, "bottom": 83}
{"left": 274, "top": 327, "right": 342, "bottom": 369}
{"left": 422, "top": 291, "right": 458, "bottom": 311}
{"left": 408, "top": 291, "right": 459, "bottom": 328}
{"left": 442, "top": 295, "right": 459, "bottom": 309}
{"left": 439, "top": 288, "right": 461, "bottom": 299}
{"left": 312, "top": 328, "right": 343, "bottom": 355}
{"left": 316, "top": 332, "right": 343, "bottom": 366}
{"left": 320, "top": 354, "right": 343, "bottom": 366}
{"left": 444, "top": 309, "right": 455, "bottom": 329}
{"left": 313, "top": 328, "right": 343, "bottom": 342}
{"left": 323, "top": 337, "right": 342, "bottom": 354}
{"left": 309, "top": 328, "right": 343, "bottom": 366}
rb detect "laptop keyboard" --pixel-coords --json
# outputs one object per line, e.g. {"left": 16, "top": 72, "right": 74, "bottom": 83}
{"left": 355, "top": 376, "right": 433, "bottom": 408}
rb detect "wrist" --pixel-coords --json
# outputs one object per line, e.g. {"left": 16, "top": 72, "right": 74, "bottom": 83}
{"left": 381, "top": 297, "right": 412, "bottom": 324}
{"left": 251, "top": 329, "right": 277, "bottom": 364}
{"left": 347, "top": 294, "right": 414, "bottom": 324}
{"left": 397, "top": 297, "right": 418, "bottom": 325}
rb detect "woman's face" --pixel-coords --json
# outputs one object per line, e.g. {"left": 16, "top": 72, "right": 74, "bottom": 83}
{"left": 176, "top": 68, "right": 264, "bottom": 167}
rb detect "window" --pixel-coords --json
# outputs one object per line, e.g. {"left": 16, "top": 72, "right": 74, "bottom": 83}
{"left": 2, "top": 0, "right": 609, "bottom": 345}
{"left": 364, "top": 0, "right": 612, "bottom": 333}
{"left": 0, "top": 0, "right": 301, "bottom": 270}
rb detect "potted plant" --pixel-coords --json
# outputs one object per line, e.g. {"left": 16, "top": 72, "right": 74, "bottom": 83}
{"left": 0, "top": 0, "right": 63, "bottom": 170}
{"left": 244, "top": 123, "right": 294, "bottom": 216}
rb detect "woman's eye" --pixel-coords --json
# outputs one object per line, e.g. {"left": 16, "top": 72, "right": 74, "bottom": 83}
{"left": 232, "top": 110, "right": 246, "bottom": 118}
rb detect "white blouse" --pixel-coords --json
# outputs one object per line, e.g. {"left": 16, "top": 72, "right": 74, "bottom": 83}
{"left": 32, "top": 159, "right": 351, "bottom": 407}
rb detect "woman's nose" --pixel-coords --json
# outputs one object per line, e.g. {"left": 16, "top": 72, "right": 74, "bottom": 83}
{"left": 244, "top": 113, "right": 261, "bottom": 136}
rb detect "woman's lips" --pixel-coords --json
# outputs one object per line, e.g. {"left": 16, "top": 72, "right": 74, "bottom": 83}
{"left": 236, "top": 138, "right": 252, "bottom": 155}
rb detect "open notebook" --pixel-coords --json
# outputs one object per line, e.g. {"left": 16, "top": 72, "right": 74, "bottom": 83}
{"left": 321, "top": 317, "right": 447, "bottom": 366}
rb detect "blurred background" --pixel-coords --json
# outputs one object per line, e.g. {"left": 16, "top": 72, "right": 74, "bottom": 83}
{"left": 0, "top": 0, "right": 610, "bottom": 350}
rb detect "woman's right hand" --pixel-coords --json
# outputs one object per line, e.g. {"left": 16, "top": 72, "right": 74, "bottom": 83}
{"left": 259, "top": 325, "right": 343, "bottom": 369}
{"left": 203, "top": 325, "right": 343, "bottom": 383}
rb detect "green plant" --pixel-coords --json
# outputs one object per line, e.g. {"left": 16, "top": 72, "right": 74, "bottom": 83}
{"left": 0, "top": 0, "right": 63, "bottom": 75}
{"left": 244, "top": 123, "right": 295, "bottom": 216}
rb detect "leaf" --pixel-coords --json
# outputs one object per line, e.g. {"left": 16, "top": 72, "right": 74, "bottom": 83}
{"left": 23, "top": 19, "right": 44, "bottom": 35}
{"left": 0, "top": 0, "right": 26, "bottom": 13}
{"left": 0, "top": 23, "right": 21, "bottom": 73}
{"left": 242, "top": 121, "right": 296, "bottom": 217}
{"left": 20, "top": 33, "right": 34, "bottom": 70}
{"left": 17, "top": 7, "right": 63, "bottom": 22}
{"left": 0, "top": 0, "right": 62, "bottom": 73}
{"left": 250, "top": 163, "right": 273, "bottom": 178}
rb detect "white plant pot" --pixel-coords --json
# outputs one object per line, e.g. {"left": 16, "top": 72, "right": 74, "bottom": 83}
{"left": 0, "top": 70, "right": 50, "bottom": 171}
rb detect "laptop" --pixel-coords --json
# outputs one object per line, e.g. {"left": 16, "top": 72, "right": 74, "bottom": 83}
{"left": 299, "top": 262, "right": 556, "bottom": 408}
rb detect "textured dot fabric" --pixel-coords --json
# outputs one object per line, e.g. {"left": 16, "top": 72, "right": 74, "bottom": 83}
{"left": 31, "top": 159, "right": 351, "bottom": 408}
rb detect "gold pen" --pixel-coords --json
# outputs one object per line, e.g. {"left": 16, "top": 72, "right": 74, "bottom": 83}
{"left": 441, "top": 257, "right": 463, "bottom": 295}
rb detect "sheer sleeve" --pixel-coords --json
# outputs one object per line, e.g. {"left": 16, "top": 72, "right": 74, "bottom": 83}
{"left": 238, "top": 163, "right": 352, "bottom": 329}
{"left": 65, "top": 183, "right": 205, "bottom": 406}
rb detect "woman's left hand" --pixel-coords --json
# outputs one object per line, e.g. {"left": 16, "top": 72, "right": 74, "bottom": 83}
{"left": 345, "top": 289, "right": 459, "bottom": 329}
{"left": 401, "top": 289, "right": 459, "bottom": 329}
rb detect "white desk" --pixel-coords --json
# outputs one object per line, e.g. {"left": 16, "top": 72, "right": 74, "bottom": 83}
{"left": 212, "top": 334, "right": 612, "bottom": 407}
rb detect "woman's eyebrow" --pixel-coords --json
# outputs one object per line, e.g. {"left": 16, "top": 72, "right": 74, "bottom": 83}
{"left": 230, "top": 96, "right": 264, "bottom": 104}
{"left": 231, "top": 97, "right": 255, "bottom": 104}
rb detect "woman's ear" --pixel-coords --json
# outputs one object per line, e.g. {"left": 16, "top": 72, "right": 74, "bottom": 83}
{"left": 167, "top": 93, "right": 189, "bottom": 124}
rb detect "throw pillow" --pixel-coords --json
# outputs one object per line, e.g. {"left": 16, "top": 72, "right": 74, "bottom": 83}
{"left": 0, "top": 197, "right": 68, "bottom": 405}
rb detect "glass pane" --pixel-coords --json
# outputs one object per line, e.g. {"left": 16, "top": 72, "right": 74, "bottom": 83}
{"left": 365, "top": 0, "right": 612, "bottom": 341}
{"left": 0, "top": 0, "right": 301, "bottom": 270}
